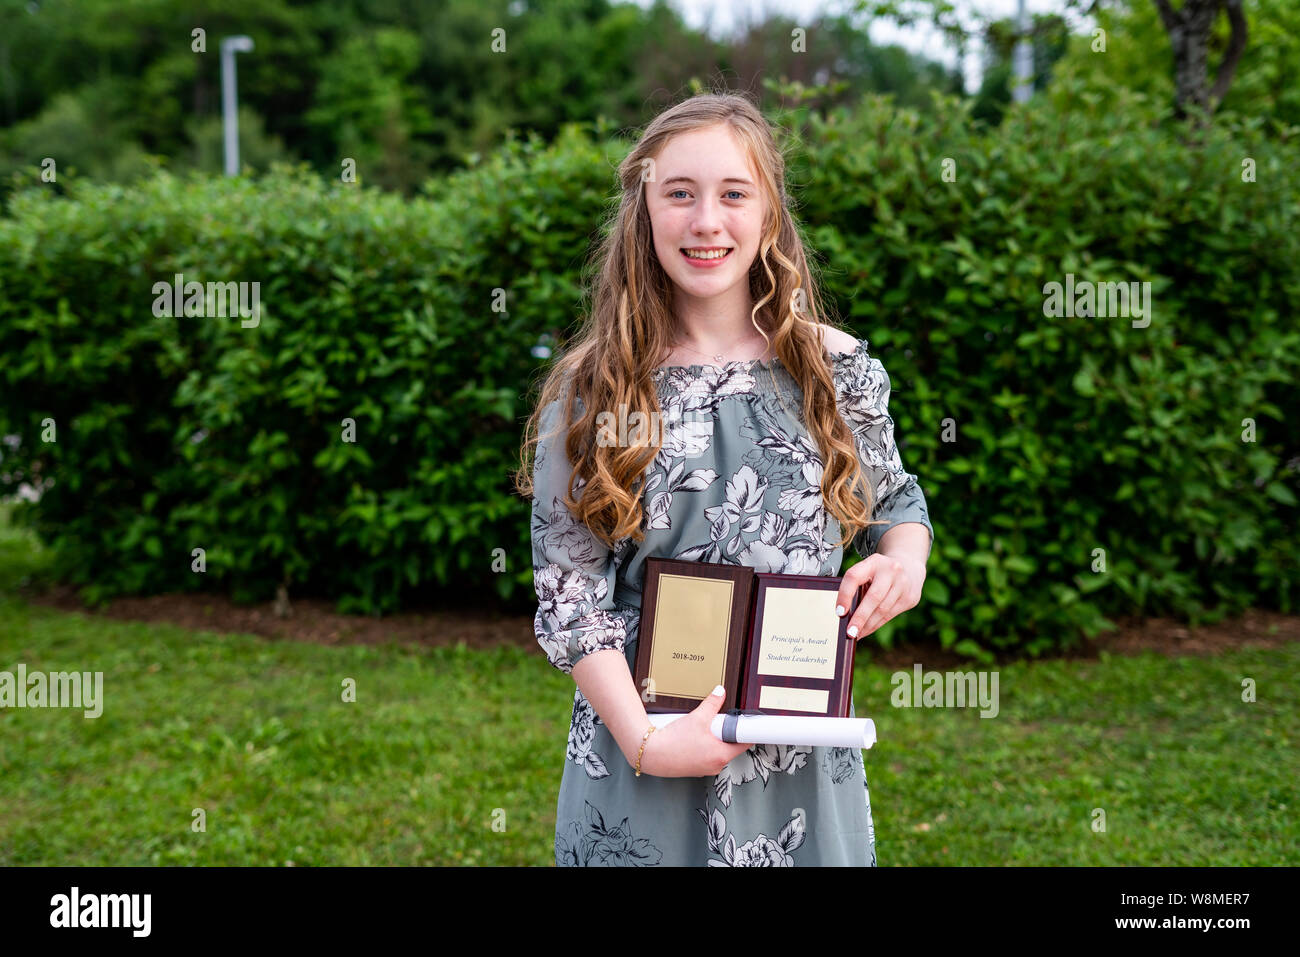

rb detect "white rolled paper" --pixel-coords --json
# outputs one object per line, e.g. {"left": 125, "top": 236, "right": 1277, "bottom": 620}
{"left": 647, "top": 712, "right": 876, "bottom": 748}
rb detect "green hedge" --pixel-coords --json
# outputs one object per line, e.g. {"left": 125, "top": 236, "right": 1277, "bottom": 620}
{"left": 0, "top": 127, "right": 614, "bottom": 615}
{"left": 1, "top": 76, "right": 1297, "bottom": 657}
{"left": 789, "top": 84, "right": 1300, "bottom": 656}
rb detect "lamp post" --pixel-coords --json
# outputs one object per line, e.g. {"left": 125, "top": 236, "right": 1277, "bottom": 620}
{"left": 220, "top": 35, "right": 254, "bottom": 175}
{"left": 1011, "top": 0, "right": 1032, "bottom": 103}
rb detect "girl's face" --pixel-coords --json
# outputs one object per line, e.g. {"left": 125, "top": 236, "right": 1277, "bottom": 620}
{"left": 645, "top": 124, "right": 766, "bottom": 307}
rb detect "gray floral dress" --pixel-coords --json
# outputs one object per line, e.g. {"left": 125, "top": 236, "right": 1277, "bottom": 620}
{"left": 530, "top": 336, "right": 934, "bottom": 866}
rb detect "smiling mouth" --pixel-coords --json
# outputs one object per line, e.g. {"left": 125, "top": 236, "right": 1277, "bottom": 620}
{"left": 680, "top": 247, "right": 733, "bottom": 261}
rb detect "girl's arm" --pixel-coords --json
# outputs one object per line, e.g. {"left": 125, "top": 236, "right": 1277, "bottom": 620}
{"left": 573, "top": 650, "right": 749, "bottom": 776}
{"left": 876, "top": 521, "right": 931, "bottom": 582}
{"left": 571, "top": 649, "right": 653, "bottom": 766}
{"left": 530, "top": 397, "right": 749, "bottom": 777}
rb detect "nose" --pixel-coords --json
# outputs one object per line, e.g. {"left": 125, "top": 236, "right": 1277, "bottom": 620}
{"left": 690, "top": 195, "right": 724, "bottom": 237}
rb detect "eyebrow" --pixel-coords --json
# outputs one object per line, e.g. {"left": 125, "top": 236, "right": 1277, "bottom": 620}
{"left": 661, "top": 176, "right": 755, "bottom": 187}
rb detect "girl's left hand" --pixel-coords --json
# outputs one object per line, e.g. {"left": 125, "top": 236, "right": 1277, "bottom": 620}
{"left": 833, "top": 554, "right": 926, "bottom": 640}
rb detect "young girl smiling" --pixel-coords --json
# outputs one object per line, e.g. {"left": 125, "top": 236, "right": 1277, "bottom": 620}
{"left": 517, "top": 91, "right": 933, "bottom": 866}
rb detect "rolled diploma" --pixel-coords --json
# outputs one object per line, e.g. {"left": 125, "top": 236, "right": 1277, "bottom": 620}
{"left": 647, "top": 712, "right": 876, "bottom": 748}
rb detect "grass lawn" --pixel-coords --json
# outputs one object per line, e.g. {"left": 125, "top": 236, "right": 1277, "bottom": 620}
{"left": 0, "top": 504, "right": 1295, "bottom": 865}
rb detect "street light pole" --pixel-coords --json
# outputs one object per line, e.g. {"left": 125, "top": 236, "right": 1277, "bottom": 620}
{"left": 1012, "top": 0, "right": 1032, "bottom": 103}
{"left": 220, "top": 35, "right": 255, "bottom": 176}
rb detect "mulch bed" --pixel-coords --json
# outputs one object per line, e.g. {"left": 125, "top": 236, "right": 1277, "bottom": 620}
{"left": 19, "top": 581, "right": 1299, "bottom": 670}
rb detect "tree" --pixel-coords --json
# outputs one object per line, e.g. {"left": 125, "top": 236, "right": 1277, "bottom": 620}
{"left": 855, "top": 0, "right": 1254, "bottom": 127}
{"left": 1150, "top": 0, "right": 1247, "bottom": 122}
{"left": 972, "top": 11, "right": 1071, "bottom": 127}
{"left": 305, "top": 27, "right": 435, "bottom": 192}
{"left": 1049, "top": 0, "right": 1295, "bottom": 133}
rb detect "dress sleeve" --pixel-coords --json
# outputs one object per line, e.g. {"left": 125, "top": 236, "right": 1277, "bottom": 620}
{"left": 833, "top": 340, "right": 935, "bottom": 562}
{"left": 530, "top": 397, "right": 628, "bottom": 676}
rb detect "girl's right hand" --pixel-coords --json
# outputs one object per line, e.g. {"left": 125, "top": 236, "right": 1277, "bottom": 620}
{"left": 635, "top": 685, "right": 752, "bottom": 778}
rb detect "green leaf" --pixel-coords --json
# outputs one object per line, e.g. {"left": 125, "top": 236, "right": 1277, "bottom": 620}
{"left": 1264, "top": 482, "right": 1297, "bottom": 506}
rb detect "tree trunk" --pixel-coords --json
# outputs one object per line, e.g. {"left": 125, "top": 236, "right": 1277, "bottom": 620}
{"left": 1151, "top": 0, "right": 1248, "bottom": 126}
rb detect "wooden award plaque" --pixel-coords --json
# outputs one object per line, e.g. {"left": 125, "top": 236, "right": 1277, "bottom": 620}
{"left": 633, "top": 558, "right": 866, "bottom": 717}
{"left": 633, "top": 558, "right": 753, "bottom": 713}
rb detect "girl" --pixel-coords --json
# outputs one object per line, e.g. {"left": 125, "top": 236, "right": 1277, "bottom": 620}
{"left": 515, "top": 92, "right": 933, "bottom": 866}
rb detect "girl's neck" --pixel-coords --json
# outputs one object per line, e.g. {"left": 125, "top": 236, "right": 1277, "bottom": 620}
{"left": 659, "top": 323, "right": 774, "bottom": 370}
{"left": 670, "top": 284, "right": 761, "bottom": 354}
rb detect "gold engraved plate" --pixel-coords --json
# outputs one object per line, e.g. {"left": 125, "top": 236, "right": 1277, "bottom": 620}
{"left": 758, "top": 685, "right": 830, "bottom": 713}
{"left": 649, "top": 573, "right": 734, "bottom": 699}
{"left": 755, "top": 586, "right": 838, "bottom": 680}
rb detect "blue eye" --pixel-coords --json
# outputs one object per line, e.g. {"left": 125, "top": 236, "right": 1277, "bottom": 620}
{"left": 670, "top": 189, "right": 745, "bottom": 200}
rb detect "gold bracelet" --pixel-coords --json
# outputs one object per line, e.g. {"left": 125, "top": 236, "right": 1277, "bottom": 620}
{"left": 634, "top": 724, "right": 656, "bottom": 777}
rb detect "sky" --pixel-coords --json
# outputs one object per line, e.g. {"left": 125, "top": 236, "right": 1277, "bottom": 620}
{"left": 632, "top": 0, "right": 1096, "bottom": 93}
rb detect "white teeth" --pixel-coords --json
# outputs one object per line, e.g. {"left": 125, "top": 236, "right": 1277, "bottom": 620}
{"left": 683, "top": 248, "right": 731, "bottom": 260}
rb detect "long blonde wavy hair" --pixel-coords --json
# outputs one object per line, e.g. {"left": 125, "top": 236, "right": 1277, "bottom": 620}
{"left": 513, "top": 91, "right": 879, "bottom": 554}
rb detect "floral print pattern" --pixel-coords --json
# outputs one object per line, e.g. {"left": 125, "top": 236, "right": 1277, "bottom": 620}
{"left": 566, "top": 692, "right": 609, "bottom": 780}
{"left": 822, "top": 745, "right": 859, "bottom": 785}
{"left": 531, "top": 336, "right": 933, "bottom": 865}
{"left": 698, "top": 803, "right": 806, "bottom": 867}
{"left": 714, "top": 743, "right": 813, "bottom": 808}
{"left": 556, "top": 801, "right": 664, "bottom": 866}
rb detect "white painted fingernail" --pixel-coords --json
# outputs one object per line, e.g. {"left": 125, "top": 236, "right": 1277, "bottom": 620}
{"left": 835, "top": 605, "right": 845, "bottom": 616}
{"left": 712, "top": 684, "right": 726, "bottom": 697}
{"left": 847, "top": 625, "right": 858, "bottom": 638}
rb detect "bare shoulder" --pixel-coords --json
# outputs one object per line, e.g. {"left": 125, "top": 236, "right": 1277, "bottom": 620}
{"left": 815, "top": 323, "right": 859, "bottom": 357}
